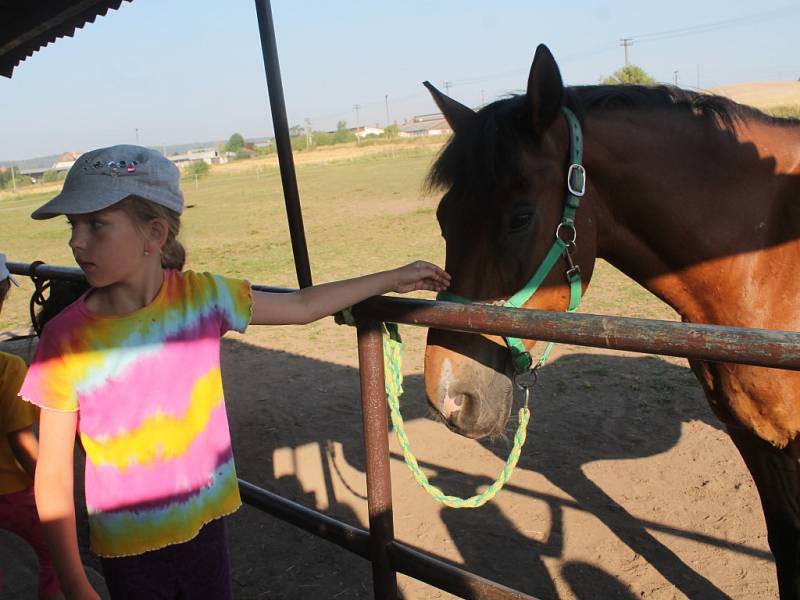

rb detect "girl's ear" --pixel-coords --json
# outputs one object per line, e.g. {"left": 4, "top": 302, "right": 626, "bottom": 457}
{"left": 145, "top": 218, "right": 169, "bottom": 251}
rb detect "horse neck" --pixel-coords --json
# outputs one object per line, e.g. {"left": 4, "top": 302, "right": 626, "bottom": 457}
{"left": 584, "top": 110, "right": 800, "bottom": 326}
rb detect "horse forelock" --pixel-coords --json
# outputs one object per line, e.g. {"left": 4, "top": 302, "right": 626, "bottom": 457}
{"left": 427, "top": 95, "right": 530, "bottom": 209}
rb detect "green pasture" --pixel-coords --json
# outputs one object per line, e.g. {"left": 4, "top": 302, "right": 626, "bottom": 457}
{"left": 0, "top": 146, "right": 675, "bottom": 335}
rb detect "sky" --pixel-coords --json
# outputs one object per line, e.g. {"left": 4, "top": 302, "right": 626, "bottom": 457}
{"left": 2, "top": 0, "right": 799, "bottom": 162}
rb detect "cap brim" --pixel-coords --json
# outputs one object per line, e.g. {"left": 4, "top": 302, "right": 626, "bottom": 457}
{"left": 31, "top": 188, "right": 132, "bottom": 220}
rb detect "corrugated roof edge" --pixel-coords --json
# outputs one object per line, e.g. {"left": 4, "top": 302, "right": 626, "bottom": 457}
{"left": 1, "top": 0, "right": 132, "bottom": 78}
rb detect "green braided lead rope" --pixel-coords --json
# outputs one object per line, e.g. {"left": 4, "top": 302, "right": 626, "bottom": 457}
{"left": 382, "top": 323, "right": 530, "bottom": 508}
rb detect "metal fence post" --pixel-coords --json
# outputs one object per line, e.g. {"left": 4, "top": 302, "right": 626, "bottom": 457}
{"left": 357, "top": 321, "right": 398, "bottom": 599}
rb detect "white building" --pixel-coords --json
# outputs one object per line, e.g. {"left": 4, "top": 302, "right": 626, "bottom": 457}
{"left": 168, "top": 148, "right": 226, "bottom": 169}
{"left": 398, "top": 113, "right": 452, "bottom": 137}
{"left": 351, "top": 126, "right": 385, "bottom": 139}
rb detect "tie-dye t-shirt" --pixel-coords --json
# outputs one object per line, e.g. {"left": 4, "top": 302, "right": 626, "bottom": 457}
{"left": 20, "top": 270, "right": 252, "bottom": 557}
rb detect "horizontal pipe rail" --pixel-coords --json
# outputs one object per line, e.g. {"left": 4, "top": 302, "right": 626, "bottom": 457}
{"left": 239, "top": 480, "right": 538, "bottom": 599}
{"left": 355, "top": 296, "right": 800, "bottom": 371}
{"left": 8, "top": 261, "right": 89, "bottom": 283}
{"left": 238, "top": 479, "right": 371, "bottom": 558}
{"left": 11, "top": 262, "right": 800, "bottom": 371}
{"left": 387, "top": 542, "right": 541, "bottom": 600}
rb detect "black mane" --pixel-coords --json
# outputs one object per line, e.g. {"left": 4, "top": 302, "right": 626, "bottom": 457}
{"left": 427, "top": 84, "right": 790, "bottom": 194}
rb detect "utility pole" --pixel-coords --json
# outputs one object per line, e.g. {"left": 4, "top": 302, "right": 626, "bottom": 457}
{"left": 353, "top": 104, "right": 361, "bottom": 145}
{"left": 384, "top": 94, "right": 390, "bottom": 126}
{"left": 135, "top": 128, "right": 139, "bottom": 144}
{"left": 696, "top": 64, "right": 701, "bottom": 89}
{"left": 673, "top": 71, "right": 679, "bottom": 86}
{"left": 10, "top": 165, "right": 17, "bottom": 193}
{"left": 481, "top": 89, "right": 486, "bottom": 105}
{"left": 620, "top": 38, "right": 633, "bottom": 67}
{"left": 443, "top": 81, "right": 452, "bottom": 95}
{"left": 305, "top": 118, "right": 312, "bottom": 149}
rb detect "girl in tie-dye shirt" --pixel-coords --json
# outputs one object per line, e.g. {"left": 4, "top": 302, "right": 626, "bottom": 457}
{"left": 21, "top": 144, "right": 450, "bottom": 600}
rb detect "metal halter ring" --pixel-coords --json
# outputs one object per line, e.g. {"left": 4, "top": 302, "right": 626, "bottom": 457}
{"left": 514, "top": 367, "right": 539, "bottom": 391}
{"left": 555, "top": 221, "right": 577, "bottom": 245}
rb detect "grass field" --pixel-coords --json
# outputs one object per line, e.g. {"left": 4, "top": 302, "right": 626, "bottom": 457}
{"left": 0, "top": 141, "right": 676, "bottom": 336}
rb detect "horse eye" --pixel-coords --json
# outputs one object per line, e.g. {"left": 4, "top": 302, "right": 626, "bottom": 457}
{"left": 509, "top": 212, "right": 533, "bottom": 232}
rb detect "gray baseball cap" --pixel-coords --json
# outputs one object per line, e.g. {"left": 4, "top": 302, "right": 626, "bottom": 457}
{"left": 0, "top": 253, "right": 20, "bottom": 286}
{"left": 31, "top": 144, "right": 184, "bottom": 220}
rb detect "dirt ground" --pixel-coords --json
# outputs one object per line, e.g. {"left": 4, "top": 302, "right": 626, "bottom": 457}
{"left": 0, "top": 318, "right": 777, "bottom": 599}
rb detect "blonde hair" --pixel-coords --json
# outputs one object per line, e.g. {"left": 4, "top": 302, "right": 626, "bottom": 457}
{"left": 118, "top": 195, "right": 186, "bottom": 270}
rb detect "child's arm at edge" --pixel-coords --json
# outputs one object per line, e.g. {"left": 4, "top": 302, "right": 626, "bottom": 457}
{"left": 36, "top": 408, "right": 100, "bottom": 600}
{"left": 7, "top": 425, "right": 37, "bottom": 478}
{"left": 250, "top": 260, "right": 450, "bottom": 326}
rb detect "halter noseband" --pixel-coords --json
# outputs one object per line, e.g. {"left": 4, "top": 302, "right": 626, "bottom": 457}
{"left": 437, "top": 106, "right": 586, "bottom": 375}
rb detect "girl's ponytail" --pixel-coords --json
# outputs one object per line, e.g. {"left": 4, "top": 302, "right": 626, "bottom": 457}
{"left": 160, "top": 237, "right": 186, "bottom": 271}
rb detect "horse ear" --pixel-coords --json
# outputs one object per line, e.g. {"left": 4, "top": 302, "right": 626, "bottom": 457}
{"left": 423, "top": 81, "right": 475, "bottom": 133}
{"left": 526, "top": 44, "right": 564, "bottom": 134}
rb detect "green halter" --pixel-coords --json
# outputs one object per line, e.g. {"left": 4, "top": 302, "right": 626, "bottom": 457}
{"left": 437, "top": 106, "right": 586, "bottom": 374}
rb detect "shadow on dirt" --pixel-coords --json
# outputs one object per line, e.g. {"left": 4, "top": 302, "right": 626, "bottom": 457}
{"left": 218, "top": 337, "right": 767, "bottom": 599}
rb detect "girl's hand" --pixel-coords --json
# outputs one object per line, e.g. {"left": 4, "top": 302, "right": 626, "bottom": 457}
{"left": 391, "top": 261, "right": 450, "bottom": 294}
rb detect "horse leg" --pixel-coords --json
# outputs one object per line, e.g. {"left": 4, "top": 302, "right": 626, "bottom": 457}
{"left": 726, "top": 424, "right": 800, "bottom": 599}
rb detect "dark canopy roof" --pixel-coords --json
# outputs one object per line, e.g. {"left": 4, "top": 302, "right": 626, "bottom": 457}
{"left": 1, "top": 0, "right": 132, "bottom": 78}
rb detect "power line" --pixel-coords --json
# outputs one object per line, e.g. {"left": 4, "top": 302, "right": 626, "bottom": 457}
{"left": 297, "top": 5, "right": 799, "bottom": 130}
{"left": 627, "top": 4, "right": 800, "bottom": 44}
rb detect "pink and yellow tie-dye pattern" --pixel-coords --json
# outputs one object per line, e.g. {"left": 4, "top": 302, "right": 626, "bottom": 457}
{"left": 20, "top": 270, "right": 252, "bottom": 557}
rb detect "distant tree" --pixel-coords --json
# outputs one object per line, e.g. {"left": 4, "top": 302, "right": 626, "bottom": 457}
{"left": 289, "top": 124, "right": 304, "bottom": 137}
{"left": 601, "top": 65, "right": 656, "bottom": 85}
{"left": 224, "top": 133, "right": 245, "bottom": 153}
{"left": 291, "top": 136, "right": 309, "bottom": 151}
{"left": 42, "top": 169, "right": 59, "bottom": 183}
{"left": 383, "top": 124, "right": 400, "bottom": 140}
{"left": 313, "top": 131, "right": 336, "bottom": 146}
{"left": 333, "top": 120, "right": 356, "bottom": 144}
{"left": 0, "top": 166, "right": 21, "bottom": 190}
{"left": 185, "top": 160, "right": 210, "bottom": 178}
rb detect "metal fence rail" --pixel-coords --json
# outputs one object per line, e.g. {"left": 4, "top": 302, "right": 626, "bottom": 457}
{"left": 8, "top": 261, "right": 799, "bottom": 599}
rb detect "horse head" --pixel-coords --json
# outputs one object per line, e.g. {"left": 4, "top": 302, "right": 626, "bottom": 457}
{"left": 423, "top": 45, "right": 598, "bottom": 438}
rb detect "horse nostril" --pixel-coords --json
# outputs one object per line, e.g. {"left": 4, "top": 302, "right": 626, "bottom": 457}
{"left": 441, "top": 393, "right": 466, "bottom": 419}
{"left": 442, "top": 392, "right": 482, "bottom": 434}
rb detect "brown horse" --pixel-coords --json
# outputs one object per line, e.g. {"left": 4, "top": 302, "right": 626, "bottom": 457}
{"left": 423, "top": 44, "right": 800, "bottom": 597}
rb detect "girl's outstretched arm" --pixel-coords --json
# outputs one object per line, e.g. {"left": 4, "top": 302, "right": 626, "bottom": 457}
{"left": 36, "top": 408, "right": 100, "bottom": 600}
{"left": 250, "top": 260, "right": 450, "bottom": 326}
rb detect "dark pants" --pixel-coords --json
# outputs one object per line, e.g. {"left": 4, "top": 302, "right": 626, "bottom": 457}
{"left": 101, "top": 518, "right": 232, "bottom": 600}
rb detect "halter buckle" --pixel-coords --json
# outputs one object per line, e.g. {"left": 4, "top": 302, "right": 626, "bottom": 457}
{"left": 567, "top": 164, "right": 586, "bottom": 197}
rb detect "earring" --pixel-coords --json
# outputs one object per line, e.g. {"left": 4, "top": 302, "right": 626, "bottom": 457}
{"left": 144, "top": 250, "right": 150, "bottom": 256}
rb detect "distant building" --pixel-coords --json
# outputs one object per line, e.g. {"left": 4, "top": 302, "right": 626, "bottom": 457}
{"left": 168, "top": 147, "right": 226, "bottom": 169}
{"left": 351, "top": 126, "right": 384, "bottom": 139}
{"left": 398, "top": 113, "right": 452, "bottom": 137}
{"left": 20, "top": 151, "right": 82, "bottom": 182}
{"left": 52, "top": 151, "right": 81, "bottom": 171}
